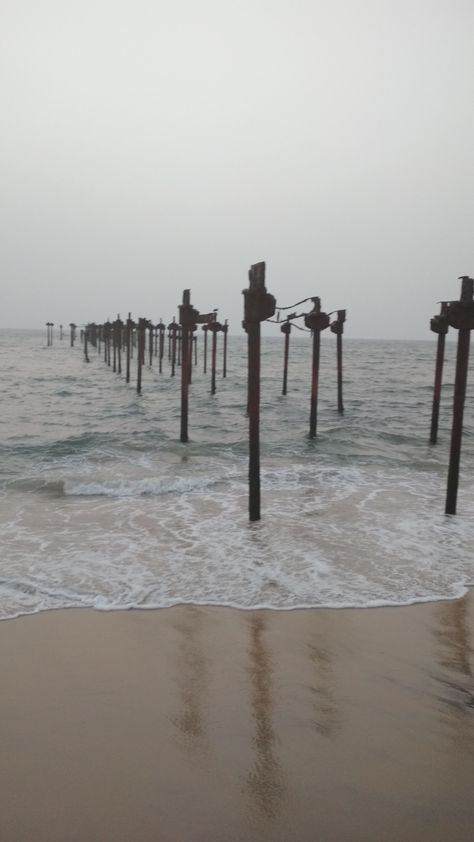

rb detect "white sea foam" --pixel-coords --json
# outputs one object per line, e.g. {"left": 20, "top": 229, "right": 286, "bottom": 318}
{"left": 64, "top": 475, "right": 219, "bottom": 497}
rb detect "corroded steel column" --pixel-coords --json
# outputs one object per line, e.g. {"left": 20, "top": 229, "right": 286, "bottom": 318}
{"left": 429, "top": 303, "right": 449, "bottom": 444}
{"left": 243, "top": 261, "right": 276, "bottom": 521}
{"left": 445, "top": 277, "right": 474, "bottom": 515}
{"left": 305, "top": 298, "right": 330, "bottom": 438}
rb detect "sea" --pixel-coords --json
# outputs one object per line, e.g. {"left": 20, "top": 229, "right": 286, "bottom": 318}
{"left": 0, "top": 328, "right": 473, "bottom": 621}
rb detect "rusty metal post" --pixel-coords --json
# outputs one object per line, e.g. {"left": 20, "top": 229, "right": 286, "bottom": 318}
{"left": 202, "top": 324, "right": 208, "bottom": 372}
{"left": 112, "top": 319, "right": 117, "bottom": 372}
{"left": 305, "top": 298, "right": 330, "bottom": 438}
{"left": 281, "top": 318, "right": 291, "bottom": 395}
{"left": 177, "top": 326, "right": 182, "bottom": 367}
{"left": 330, "top": 309, "right": 346, "bottom": 414}
{"left": 148, "top": 323, "right": 154, "bottom": 367}
{"left": 126, "top": 314, "right": 133, "bottom": 383}
{"left": 136, "top": 318, "right": 147, "bottom": 394}
{"left": 158, "top": 321, "right": 165, "bottom": 373}
{"left": 429, "top": 303, "right": 449, "bottom": 444}
{"left": 243, "top": 261, "right": 276, "bottom": 521}
{"left": 445, "top": 277, "right": 474, "bottom": 515}
{"left": 179, "top": 292, "right": 192, "bottom": 442}
{"left": 169, "top": 319, "right": 178, "bottom": 376}
{"left": 106, "top": 321, "right": 112, "bottom": 366}
{"left": 178, "top": 294, "right": 213, "bottom": 442}
{"left": 223, "top": 319, "right": 228, "bottom": 377}
{"left": 210, "top": 322, "right": 221, "bottom": 395}
{"left": 84, "top": 326, "right": 90, "bottom": 363}
{"left": 188, "top": 327, "right": 196, "bottom": 384}
{"left": 116, "top": 318, "right": 123, "bottom": 374}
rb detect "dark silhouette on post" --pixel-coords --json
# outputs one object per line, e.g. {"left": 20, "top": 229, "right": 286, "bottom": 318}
{"left": 429, "top": 303, "right": 449, "bottom": 444}
{"left": 305, "top": 298, "right": 330, "bottom": 438}
{"left": 330, "top": 309, "right": 346, "bottom": 414}
{"left": 243, "top": 261, "right": 276, "bottom": 521}
{"left": 445, "top": 277, "right": 474, "bottom": 515}
{"left": 281, "top": 318, "right": 291, "bottom": 395}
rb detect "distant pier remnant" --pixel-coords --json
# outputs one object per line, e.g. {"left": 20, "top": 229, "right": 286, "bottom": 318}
{"left": 46, "top": 322, "right": 54, "bottom": 346}
{"left": 305, "top": 297, "right": 330, "bottom": 438}
{"left": 445, "top": 276, "right": 474, "bottom": 515}
{"left": 429, "top": 302, "right": 449, "bottom": 445}
{"left": 59, "top": 324, "right": 63, "bottom": 340}
{"left": 69, "top": 323, "right": 76, "bottom": 347}
{"left": 330, "top": 309, "right": 346, "bottom": 414}
{"left": 243, "top": 261, "right": 276, "bottom": 521}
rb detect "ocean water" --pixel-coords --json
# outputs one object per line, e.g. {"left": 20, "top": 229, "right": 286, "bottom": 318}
{"left": 0, "top": 328, "right": 473, "bottom": 620}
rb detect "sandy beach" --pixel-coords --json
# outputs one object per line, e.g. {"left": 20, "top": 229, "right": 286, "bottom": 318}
{"left": 0, "top": 592, "right": 473, "bottom": 841}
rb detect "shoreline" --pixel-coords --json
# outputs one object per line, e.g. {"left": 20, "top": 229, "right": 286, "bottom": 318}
{"left": 1, "top": 591, "right": 473, "bottom": 840}
{"left": 1, "top": 583, "right": 471, "bottom": 623}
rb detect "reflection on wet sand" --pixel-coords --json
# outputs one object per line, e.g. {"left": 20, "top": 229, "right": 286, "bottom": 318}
{"left": 172, "top": 607, "right": 208, "bottom": 751}
{"left": 307, "top": 634, "right": 339, "bottom": 737}
{"left": 433, "top": 597, "right": 474, "bottom": 747}
{"left": 245, "top": 615, "right": 285, "bottom": 820}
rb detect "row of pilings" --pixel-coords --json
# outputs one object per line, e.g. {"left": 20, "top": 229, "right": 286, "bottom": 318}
{"left": 53, "top": 267, "right": 347, "bottom": 522}
{"left": 77, "top": 311, "right": 229, "bottom": 403}
{"left": 48, "top": 267, "right": 473, "bottom": 521}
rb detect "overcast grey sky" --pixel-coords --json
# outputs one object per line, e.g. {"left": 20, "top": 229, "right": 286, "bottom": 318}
{"left": 1, "top": 0, "right": 473, "bottom": 337}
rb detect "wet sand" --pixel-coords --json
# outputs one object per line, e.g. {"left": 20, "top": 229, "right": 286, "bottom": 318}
{"left": 0, "top": 592, "right": 473, "bottom": 842}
